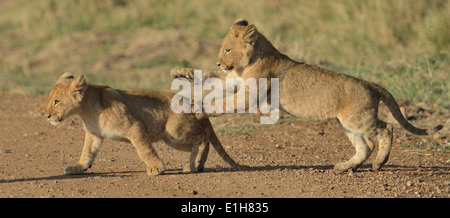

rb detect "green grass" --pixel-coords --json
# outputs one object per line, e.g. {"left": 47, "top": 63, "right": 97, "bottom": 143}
{"left": 211, "top": 115, "right": 262, "bottom": 135}
{"left": 400, "top": 141, "right": 449, "bottom": 154}
{"left": 0, "top": 0, "right": 448, "bottom": 109}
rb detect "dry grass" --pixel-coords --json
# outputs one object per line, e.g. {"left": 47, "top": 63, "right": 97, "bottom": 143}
{"left": 0, "top": 0, "right": 448, "bottom": 108}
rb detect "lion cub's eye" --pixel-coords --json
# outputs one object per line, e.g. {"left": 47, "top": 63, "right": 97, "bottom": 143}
{"left": 53, "top": 100, "right": 60, "bottom": 106}
{"left": 224, "top": 49, "right": 231, "bottom": 54}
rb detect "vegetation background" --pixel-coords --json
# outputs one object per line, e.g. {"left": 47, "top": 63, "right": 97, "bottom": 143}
{"left": 0, "top": 0, "right": 448, "bottom": 109}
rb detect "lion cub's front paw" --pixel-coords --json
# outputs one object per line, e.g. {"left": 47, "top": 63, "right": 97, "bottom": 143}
{"left": 170, "top": 67, "right": 195, "bottom": 81}
{"left": 147, "top": 161, "right": 165, "bottom": 176}
{"left": 65, "top": 164, "right": 87, "bottom": 175}
{"left": 333, "top": 162, "right": 356, "bottom": 174}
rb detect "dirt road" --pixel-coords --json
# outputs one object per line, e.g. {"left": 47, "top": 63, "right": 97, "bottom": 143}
{"left": 0, "top": 91, "right": 448, "bottom": 198}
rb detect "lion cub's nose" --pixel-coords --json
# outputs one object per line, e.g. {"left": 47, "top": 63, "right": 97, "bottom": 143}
{"left": 46, "top": 114, "right": 51, "bottom": 119}
{"left": 216, "top": 61, "right": 221, "bottom": 67}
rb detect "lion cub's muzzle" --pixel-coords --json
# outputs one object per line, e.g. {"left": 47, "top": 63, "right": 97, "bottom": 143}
{"left": 45, "top": 113, "right": 62, "bottom": 126}
{"left": 216, "top": 61, "right": 234, "bottom": 72}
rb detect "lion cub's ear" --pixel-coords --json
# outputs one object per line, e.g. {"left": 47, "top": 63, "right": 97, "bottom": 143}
{"left": 233, "top": 17, "right": 248, "bottom": 27}
{"left": 244, "top": 24, "right": 258, "bottom": 45}
{"left": 71, "top": 74, "right": 87, "bottom": 99}
{"left": 57, "top": 72, "right": 75, "bottom": 84}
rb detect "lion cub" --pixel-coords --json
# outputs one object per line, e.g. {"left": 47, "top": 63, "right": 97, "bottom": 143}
{"left": 44, "top": 73, "right": 245, "bottom": 175}
{"left": 171, "top": 18, "right": 443, "bottom": 173}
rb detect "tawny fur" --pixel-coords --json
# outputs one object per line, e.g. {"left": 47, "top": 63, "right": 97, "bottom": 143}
{"left": 45, "top": 73, "right": 245, "bottom": 176}
{"left": 170, "top": 18, "right": 443, "bottom": 173}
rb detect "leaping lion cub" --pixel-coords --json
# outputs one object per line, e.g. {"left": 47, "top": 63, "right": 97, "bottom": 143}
{"left": 171, "top": 18, "right": 443, "bottom": 173}
{"left": 45, "top": 73, "right": 245, "bottom": 175}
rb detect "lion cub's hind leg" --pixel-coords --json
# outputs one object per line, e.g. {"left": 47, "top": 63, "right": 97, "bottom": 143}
{"left": 335, "top": 113, "right": 393, "bottom": 173}
{"left": 334, "top": 110, "right": 379, "bottom": 174}
{"left": 183, "top": 140, "right": 210, "bottom": 173}
{"left": 373, "top": 121, "right": 393, "bottom": 171}
{"left": 164, "top": 114, "right": 211, "bottom": 173}
{"left": 333, "top": 129, "right": 373, "bottom": 174}
{"left": 196, "top": 141, "right": 209, "bottom": 172}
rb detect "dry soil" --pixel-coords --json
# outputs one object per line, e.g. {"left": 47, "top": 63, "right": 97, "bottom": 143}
{"left": 0, "top": 90, "right": 448, "bottom": 198}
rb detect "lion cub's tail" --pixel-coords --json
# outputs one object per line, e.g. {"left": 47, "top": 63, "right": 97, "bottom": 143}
{"left": 370, "top": 83, "right": 443, "bottom": 135}
{"left": 205, "top": 119, "right": 250, "bottom": 170}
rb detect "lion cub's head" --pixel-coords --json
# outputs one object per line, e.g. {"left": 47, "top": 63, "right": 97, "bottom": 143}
{"left": 216, "top": 18, "right": 259, "bottom": 72}
{"left": 45, "top": 73, "right": 86, "bottom": 126}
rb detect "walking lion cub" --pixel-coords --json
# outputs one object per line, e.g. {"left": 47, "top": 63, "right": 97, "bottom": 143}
{"left": 171, "top": 18, "right": 443, "bottom": 173}
{"left": 45, "top": 73, "right": 245, "bottom": 175}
